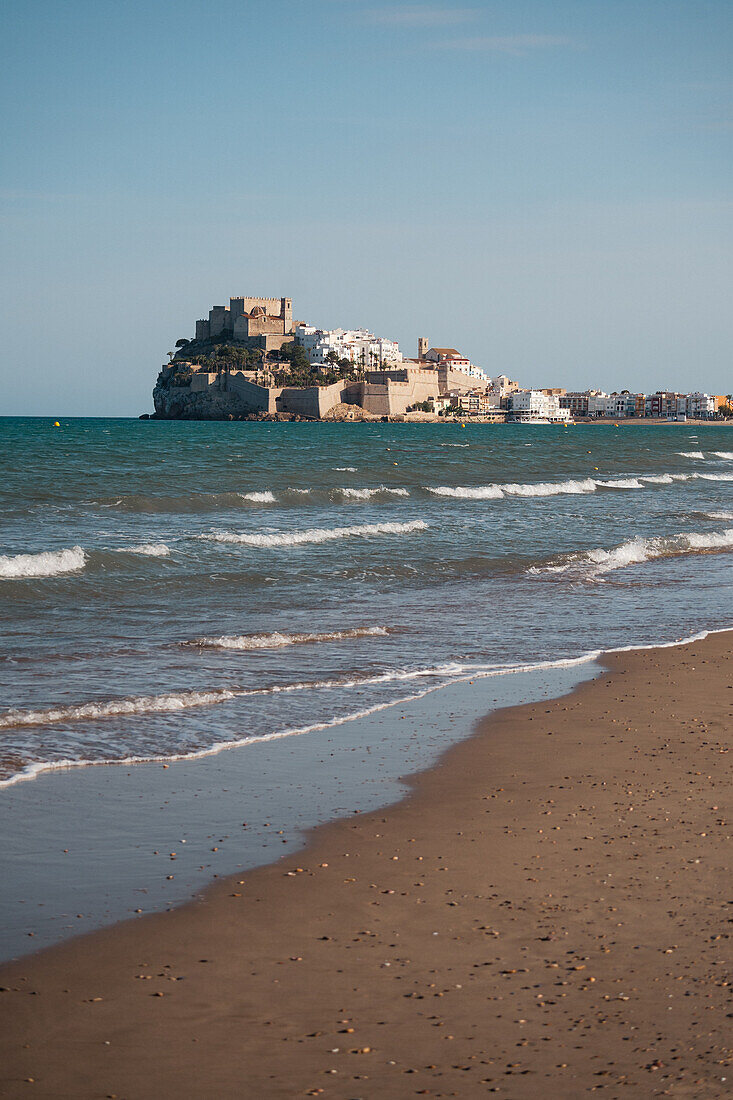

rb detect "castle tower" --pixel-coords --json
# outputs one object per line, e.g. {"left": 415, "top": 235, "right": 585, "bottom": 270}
{"left": 418, "top": 337, "right": 428, "bottom": 361}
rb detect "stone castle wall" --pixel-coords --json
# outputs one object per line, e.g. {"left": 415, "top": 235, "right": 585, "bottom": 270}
{"left": 155, "top": 361, "right": 483, "bottom": 420}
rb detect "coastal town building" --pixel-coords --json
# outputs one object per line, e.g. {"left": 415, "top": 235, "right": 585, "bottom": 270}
{"left": 508, "top": 390, "right": 571, "bottom": 423}
{"left": 683, "top": 392, "right": 719, "bottom": 418}
{"left": 488, "top": 374, "right": 520, "bottom": 397}
{"left": 294, "top": 325, "right": 403, "bottom": 367}
{"left": 560, "top": 392, "right": 593, "bottom": 417}
{"left": 421, "top": 344, "right": 489, "bottom": 382}
{"left": 446, "top": 391, "right": 505, "bottom": 418}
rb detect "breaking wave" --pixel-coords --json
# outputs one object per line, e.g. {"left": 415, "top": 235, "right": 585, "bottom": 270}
{"left": 116, "top": 543, "right": 171, "bottom": 557}
{"left": 535, "top": 527, "right": 733, "bottom": 579}
{"left": 239, "top": 491, "right": 277, "bottom": 503}
{"left": 712, "top": 451, "right": 733, "bottom": 459}
{"left": 428, "top": 485, "right": 505, "bottom": 500}
{"left": 202, "top": 520, "right": 428, "bottom": 547}
{"left": 428, "top": 478, "right": 597, "bottom": 499}
{"left": 425, "top": 469, "right": 731, "bottom": 500}
{"left": 677, "top": 451, "right": 705, "bottom": 459}
{"left": 336, "top": 486, "right": 410, "bottom": 500}
{"left": 0, "top": 546, "right": 86, "bottom": 579}
{"left": 0, "top": 652, "right": 607, "bottom": 786}
{"left": 333, "top": 466, "right": 357, "bottom": 472}
{"left": 594, "top": 478, "right": 644, "bottom": 489}
{"left": 0, "top": 688, "right": 240, "bottom": 730}
{"left": 189, "top": 626, "right": 389, "bottom": 650}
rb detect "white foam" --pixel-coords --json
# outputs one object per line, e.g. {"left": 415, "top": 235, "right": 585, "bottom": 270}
{"left": 428, "top": 485, "right": 505, "bottom": 499}
{"left": 685, "top": 529, "right": 733, "bottom": 549}
{"left": 604, "top": 628, "right": 718, "bottom": 655}
{"left": 7, "top": 629, "right": 733, "bottom": 789}
{"left": 117, "top": 543, "right": 171, "bottom": 557}
{"left": 503, "top": 478, "right": 598, "bottom": 497}
{"left": 240, "top": 491, "right": 277, "bottom": 503}
{"left": 677, "top": 451, "right": 705, "bottom": 459}
{"left": 537, "top": 527, "right": 733, "bottom": 578}
{"left": 426, "top": 469, "right": 726, "bottom": 500}
{"left": 0, "top": 546, "right": 86, "bottom": 579}
{"left": 203, "top": 520, "right": 428, "bottom": 547}
{"left": 594, "top": 478, "right": 644, "bottom": 489}
{"left": 428, "top": 478, "right": 602, "bottom": 500}
{"left": 0, "top": 652, "right": 606, "bottom": 788}
{"left": 192, "top": 626, "right": 389, "bottom": 650}
{"left": 0, "top": 688, "right": 239, "bottom": 730}
{"left": 333, "top": 466, "right": 357, "bottom": 472}
{"left": 712, "top": 451, "right": 733, "bottom": 460}
{"left": 337, "top": 486, "right": 410, "bottom": 499}
{"left": 706, "top": 511, "right": 733, "bottom": 520}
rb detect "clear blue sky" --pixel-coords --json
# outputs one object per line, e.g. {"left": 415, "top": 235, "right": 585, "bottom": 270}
{"left": 1, "top": 0, "right": 731, "bottom": 414}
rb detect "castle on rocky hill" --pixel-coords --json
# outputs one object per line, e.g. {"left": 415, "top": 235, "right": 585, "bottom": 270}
{"left": 154, "top": 293, "right": 494, "bottom": 421}
{"left": 194, "top": 296, "right": 295, "bottom": 353}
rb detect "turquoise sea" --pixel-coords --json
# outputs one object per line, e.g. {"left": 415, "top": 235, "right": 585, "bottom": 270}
{"left": 1, "top": 417, "right": 732, "bottom": 789}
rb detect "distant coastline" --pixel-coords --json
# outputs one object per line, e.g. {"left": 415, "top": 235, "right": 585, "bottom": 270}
{"left": 148, "top": 292, "right": 732, "bottom": 424}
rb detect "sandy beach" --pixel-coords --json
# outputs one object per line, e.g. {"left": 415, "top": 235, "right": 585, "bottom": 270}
{"left": 0, "top": 632, "right": 731, "bottom": 1098}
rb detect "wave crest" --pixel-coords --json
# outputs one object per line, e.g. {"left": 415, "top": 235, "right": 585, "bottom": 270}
{"left": 336, "top": 486, "right": 410, "bottom": 500}
{"left": 202, "top": 520, "right": 427, "bottom": 547}
{"left": 0, "top": 546, "right": 86, "bottom": 579}
{"left": 594, "top": 478, "right": 644, "bottom": 489}
{"left": 427, "top": 478, "right": 598, "bottom": 499}
{"left": 240, "top": 491, "right": 277, "bottom": 503}
{"left": 189, "top": 626, "right": 389, "bottom": 650}
{"left": 117, "top": 543, "right": 171, "bottom": 557}
{"left": 0, "top": 688, "right": 239, "bottom": 730}
{"left": 536, "top": 527, "right": 733, "bottom": 579}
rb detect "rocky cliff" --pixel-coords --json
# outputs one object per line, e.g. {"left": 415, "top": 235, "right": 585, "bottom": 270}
{"left": 152, "top": 365, "right": 250, "bottom": 420}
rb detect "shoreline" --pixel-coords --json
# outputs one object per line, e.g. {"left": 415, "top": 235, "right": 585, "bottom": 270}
{"left": 1, "top": 630, "right": 731, "bottom": 1097}
{"left": 0, "top": 658, "right": 601, "bottom": 962}
{"left": 141, "top": 411, "right": 733, "bottom": 425}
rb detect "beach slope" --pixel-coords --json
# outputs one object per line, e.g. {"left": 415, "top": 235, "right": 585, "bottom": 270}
{"left": 0, "top": 633, "right": 731, "bottom": 1098}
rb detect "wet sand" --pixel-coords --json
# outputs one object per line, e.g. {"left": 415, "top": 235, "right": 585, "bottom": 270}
{"left": 0, "top": 633, "right": 731, "bottom": 1098}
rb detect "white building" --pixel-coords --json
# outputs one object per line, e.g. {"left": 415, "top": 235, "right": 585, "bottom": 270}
{"left": 685, "top": 392, "right": 717, "bottom": 419}
{"left": 488, "top": 374, "right": 519, "bottom": 397}
{"left": 509, "top": 390, "right": 570, "bottom": 422}
{"left": 295, "top": 325, "right": 402, "bottom": 368}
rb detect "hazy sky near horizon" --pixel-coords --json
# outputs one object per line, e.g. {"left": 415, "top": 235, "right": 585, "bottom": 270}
{"left": 1, "top": 0, "right": 731, "bottom": 415}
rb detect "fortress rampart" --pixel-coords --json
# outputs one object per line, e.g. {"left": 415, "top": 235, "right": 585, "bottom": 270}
{"left": 156, "top": 358, "right": 483, "bottom": 420}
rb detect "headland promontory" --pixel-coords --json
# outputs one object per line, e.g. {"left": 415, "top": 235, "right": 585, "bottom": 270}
{"left": 147, "top": 294, "right": 731, "bottom": 423}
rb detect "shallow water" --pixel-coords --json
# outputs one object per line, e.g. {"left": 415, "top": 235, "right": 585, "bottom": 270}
{"left": 1, "top": 418, "right": 732, "bottom": 787}
{"left": 0, "top": 661, "right": 599, "bottom": 960}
